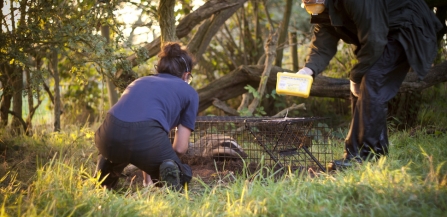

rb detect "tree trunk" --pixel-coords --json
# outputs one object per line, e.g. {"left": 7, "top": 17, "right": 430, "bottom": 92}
{"left": 25, "top": 66, "right": 33, "bottom": 133}
{"left": 51, "top": 49, "right": 61, "bottom": 132}
{"left": 0, "top": 64, "right": 11, "bottom": 127}
{"left": 101, "top": 25, "right": 118, "bottom": 106}
{"left": 0, "top": 92, "right": 11, "bottom": 127}
{"left": 158, "top": 0, "right": 178, "bottom": 44}
{"left": 11, "top": 65, "right": 23, "bottom": 134}
{"left": 274, "top": 0, "right": 293, "bottom": 68}
{"left": 253, "top": 0, "right": 263, "bottom": 64}
{"left": 289, "top": 32, "right": 298, "bottom": 71}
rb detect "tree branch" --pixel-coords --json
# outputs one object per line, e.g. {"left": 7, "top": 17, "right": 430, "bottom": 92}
{"left": 115, "top": 0, "right": 248, "bottom": 86}
{"left": 187, "top": 0, "right": 244, "bottom": 61}
{"left": 272, "top": 103, "right": 306, "bottom": 118}
{"left": 247, "top": 30, "right": 278, "bottom": 115}
{"left": 212, "top": 98, "right": 239, "bottom": 116}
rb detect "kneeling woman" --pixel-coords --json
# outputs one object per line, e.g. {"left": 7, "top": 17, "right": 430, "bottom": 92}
{"left": 94, "top": 42, "right": 198, "bottom": 190}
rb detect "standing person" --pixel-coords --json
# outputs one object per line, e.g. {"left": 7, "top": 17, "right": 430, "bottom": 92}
{"left": 297, "top": 0, "right": 442, "bottom": 169}
{"left": 94, "top": 42, "right": 199, "bottom": 190}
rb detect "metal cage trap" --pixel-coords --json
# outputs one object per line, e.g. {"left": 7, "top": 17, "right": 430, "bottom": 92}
{"left": 181, "top": 116, "right": 333, "bottom": 173}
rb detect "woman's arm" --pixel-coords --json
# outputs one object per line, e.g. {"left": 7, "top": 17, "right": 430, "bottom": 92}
{"left": 172, "top": 124, "right": 192, "bottom": 156}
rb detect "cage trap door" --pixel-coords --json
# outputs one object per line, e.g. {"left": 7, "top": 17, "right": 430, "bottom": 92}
{"left": 244, "top": 119, "right": 326, "bottom": 172}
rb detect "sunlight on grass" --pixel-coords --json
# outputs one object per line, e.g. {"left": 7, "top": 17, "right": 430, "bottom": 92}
{"left": 1, "top": 123, "right": 447, "bottom": 216}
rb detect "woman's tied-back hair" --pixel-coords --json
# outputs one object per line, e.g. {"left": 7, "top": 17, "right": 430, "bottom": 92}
{"left": 156, "top": 42, "right": 195, "bottom": 78}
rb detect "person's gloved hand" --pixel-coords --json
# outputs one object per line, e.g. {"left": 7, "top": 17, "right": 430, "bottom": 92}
{"left": 350, "top": 80, "right": 360, "bottom": 97}
{"left": 296, "top": 67, "right": 313, "bottom": 76}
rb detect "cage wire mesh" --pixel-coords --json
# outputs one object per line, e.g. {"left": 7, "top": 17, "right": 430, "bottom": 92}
{"left": 176, "top": 116, "right": 333, "bottom": 172}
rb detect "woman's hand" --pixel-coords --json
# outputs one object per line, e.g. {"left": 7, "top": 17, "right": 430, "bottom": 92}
{"left": 172, "top": 124, "right": 191, "bottom": 155}
{"left": 350, "top": 80, "right": 360, "bottom": 97}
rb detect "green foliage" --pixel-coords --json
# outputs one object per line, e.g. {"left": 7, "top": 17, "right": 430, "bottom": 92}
{"left": 323, "top": 43, "right": 357, "bottom": 78}
{"left": 244, "top": 85, "right": 260, "bottom": 99}
{"left": 239, "top": 85, "right": 268, "bottom": 117}
{"left": 0, "top": 0, "right": 154, "bottom": 128}
{"left": 254, "top": 106, "right": 267, "bottom": 117}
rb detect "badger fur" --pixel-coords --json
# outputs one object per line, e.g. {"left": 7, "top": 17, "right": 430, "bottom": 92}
{"left": 187, "top": 134, "right": 248, "bottom": 160}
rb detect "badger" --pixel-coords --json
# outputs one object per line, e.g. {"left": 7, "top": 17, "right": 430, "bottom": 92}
{"left": 187, "top": 134, "right": 248, "bottom": 160}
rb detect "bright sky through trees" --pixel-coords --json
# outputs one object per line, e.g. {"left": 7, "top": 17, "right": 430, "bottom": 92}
{"left": 115, "top": 0, "right": 204, "bottom": 45}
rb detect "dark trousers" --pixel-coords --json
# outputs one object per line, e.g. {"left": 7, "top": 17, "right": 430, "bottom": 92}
{"left": 344, "top": 37, "right": 410, "bottom": 161}
{"left": 94, "top": 113, "right": 192, "bottom": 189}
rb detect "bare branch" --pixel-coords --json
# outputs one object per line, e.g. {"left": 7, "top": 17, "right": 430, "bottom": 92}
{"left": 272, "top": 103, "right": 306, "bottom": 118}
{"left": 247, "top": 30, "right": 279, "bottom": 115}
{"left": 115, "top": 0, "right": 248, "bottom": 84}
{"left": 188, "top": 1, "right": 243, "bottom": 61}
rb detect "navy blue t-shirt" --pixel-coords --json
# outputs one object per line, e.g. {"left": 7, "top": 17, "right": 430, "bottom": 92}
{"left": 108, "top": 73, "right": 199, "bottom": 133}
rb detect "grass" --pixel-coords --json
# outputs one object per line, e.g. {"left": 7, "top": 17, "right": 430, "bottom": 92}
{"left": 1, "top": 85, "right": 447, "bottom": 217}
{"left": 1, "top": 125, "right": 446, "bottom": 216}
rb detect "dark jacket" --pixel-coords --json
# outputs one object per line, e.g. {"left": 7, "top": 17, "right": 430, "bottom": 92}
{"left": 304, "top": 0, "right": 443, "bottom": 83}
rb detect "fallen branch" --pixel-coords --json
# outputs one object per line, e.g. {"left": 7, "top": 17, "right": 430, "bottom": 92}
{"left": 196, "top": 60, "right": 447, "bottom": 113}
{"left": 212, "top": 98, "right": 239, "bottom": 116}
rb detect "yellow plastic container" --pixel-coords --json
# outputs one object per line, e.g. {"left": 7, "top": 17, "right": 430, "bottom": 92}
{"left": 276, "top": 72, "right": 313, "bottom": 98}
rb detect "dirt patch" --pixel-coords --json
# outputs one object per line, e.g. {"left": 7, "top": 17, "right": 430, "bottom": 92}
{"left": 181, "top": 155, "right": 260, "bottom": 185}
{"left": 120, "top": 154, "right": 331, "bottom": 191}
{"left": 121, "top": 156, "right": 266, "bottom": 189}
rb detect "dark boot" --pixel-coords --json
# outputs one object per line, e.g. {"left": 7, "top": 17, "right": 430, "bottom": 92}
{"left": 328, "top": 157, "right": 362, "bottom": 171}
{"left": 94, "top": 155, "right": 127, "bottom": 190}
{"left": 159, "top": 159, "right": 181, "bottom": 191}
